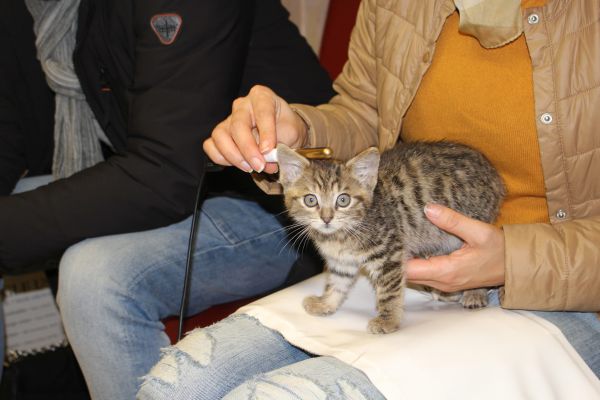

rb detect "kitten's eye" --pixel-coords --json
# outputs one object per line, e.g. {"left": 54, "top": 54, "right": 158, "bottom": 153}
{"left": 336, "top": 193, "right": 351, "bottom": 208}
{"left": 303, "top": 194, "right": 318, "bottom": 207}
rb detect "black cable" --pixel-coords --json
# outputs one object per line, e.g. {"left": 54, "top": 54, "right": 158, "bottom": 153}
{"left": 177, "top": 158, "right": 213, "bottom": 341}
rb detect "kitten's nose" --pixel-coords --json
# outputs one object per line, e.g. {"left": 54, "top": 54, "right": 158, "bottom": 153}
{"left": 320, "top": 210, "right": 333, "bottom": 224}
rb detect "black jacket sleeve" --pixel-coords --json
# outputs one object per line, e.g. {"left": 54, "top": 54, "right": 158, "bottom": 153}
{"left": 0, "top": 80, "right": 25, "bottom": 196}
{"left": 0, "top": 0, "right": 255, "bottom": 272}
{"left": 0, "top": 19, "right": 27, "bottom": 195}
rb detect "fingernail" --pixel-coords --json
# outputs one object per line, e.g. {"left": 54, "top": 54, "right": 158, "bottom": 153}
{"left": 424, "top": 203, "right": 441, "bottom": 218}
{"left": 251, "top": 157, "right": 265, "bottom": 173}
{"left": 259, "top": 140, "right": 271, "bottom": 153}
{"left": 240, "top": 161, "right": 253, "bottom": 173}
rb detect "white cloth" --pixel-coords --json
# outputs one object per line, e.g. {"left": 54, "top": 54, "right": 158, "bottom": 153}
{"left": 238, "top": 274, "right": 600, "bottom": 399}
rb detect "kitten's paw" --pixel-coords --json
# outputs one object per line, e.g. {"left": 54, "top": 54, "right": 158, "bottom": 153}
{"left": 460, "top": 289, "right": 489, "bottom": 309}
{"left": 303, "top": 295, "right": 337, "bottom": 316}
{"left": 367, "top": 316, "right": 400, "bottom": 334}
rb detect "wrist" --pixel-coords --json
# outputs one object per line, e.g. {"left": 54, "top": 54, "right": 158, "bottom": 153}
{"left": 291, "top": 108, "right": 310, "bottom": 149}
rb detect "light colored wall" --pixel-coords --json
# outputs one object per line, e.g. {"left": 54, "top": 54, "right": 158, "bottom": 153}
{"left": 281, "top": 0, "right": 330, "bottom": 56}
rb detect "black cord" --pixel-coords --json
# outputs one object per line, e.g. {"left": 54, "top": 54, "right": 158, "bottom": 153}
{"left": 177, "top": 158, "right": 213, "bottom": 341}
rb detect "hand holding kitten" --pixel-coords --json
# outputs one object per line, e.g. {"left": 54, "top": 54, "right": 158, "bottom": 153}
{"left": 406, "top": 203, "right": 506, "bottom": 292}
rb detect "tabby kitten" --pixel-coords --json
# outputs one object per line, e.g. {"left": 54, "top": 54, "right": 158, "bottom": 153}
{"left": 277, "top": 141, "right": 505, "bottom": 334}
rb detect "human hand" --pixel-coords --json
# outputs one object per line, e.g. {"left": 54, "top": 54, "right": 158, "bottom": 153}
{"left": 203, "top": 85, "right": 307, "bottom": 174}
{"left": 406, "top": 204, "right": 505, "bottom": 291}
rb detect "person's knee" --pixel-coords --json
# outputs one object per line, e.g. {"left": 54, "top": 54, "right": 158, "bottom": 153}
{"left": 225, "top": 357, "right": 380, "bottom": 400}
{"left": 138, "top": 315, "right": 301, "bottom": 399}
{"left": 137, "top": 327, "right": 215, "bottom": 399}
{"left": 57, "top": 238, "right": 130, "bottom": 318}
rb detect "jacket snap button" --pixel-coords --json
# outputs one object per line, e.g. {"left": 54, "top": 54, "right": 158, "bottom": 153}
{"left": 528, "top": 14, "right": 540, "bottom": 24}
{"left": 540, "top": 113, "right": 553, "bottom": 124}
{"left": 556, "top": 209, "right": 567, "bottom": 219}
{"left": 422, "top": 52, "right": 431, "bottom": 63}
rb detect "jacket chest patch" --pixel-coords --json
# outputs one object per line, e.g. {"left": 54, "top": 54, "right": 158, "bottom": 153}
{"left": 150, "top": 13, "right": 182, "bottom": 45}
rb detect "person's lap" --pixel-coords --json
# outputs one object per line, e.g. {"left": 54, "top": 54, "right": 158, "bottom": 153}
{"left": 55, "top": 195, "right": 299, "bottom": 399}
{"left": 137, "top": 290, "right": 600, "bottom": 400}
{"left": 137, "top": 314, "right": 386, "bottom": 400}
{"left": 531, "top": 310, "right": 600, "bottom": 377}
{"left": 488, "top": 290, "right": 600, "bottom": 378}
{"left": 5, "top": 176, "right": 598, "bottom": 398}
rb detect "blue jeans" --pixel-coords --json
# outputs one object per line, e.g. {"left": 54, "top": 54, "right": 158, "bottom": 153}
{"left": 137, "top": 314, "right": 386, "bottom": 400}
{"left": 488, "top": 291, "right": 600, "bottom": 378}
{"left": 137, "top": 301, "right": 600, "bottom": 399}
{"left": 56, "top": 196, "right": 299, "bottom": 400}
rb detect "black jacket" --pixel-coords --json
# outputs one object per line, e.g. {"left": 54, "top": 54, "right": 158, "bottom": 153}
{"left": 0, "top": 0, "right": 334, "bottom": 272}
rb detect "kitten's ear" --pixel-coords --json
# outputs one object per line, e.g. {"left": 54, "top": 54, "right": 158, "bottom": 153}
{"left": 277, "top": 143, "right": 309, "bottom": 186}
{"left": 346, "top": 147, "right": 380, "bottom": 191}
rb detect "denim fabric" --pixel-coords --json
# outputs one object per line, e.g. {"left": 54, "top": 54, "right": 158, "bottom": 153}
{"left": 139, "top": 293, "right": 600, "bottom": 399}
{"left": 489, "top": 290, "right": 600, "bottom": 378}
{"left": 531, "top": 310, "right": 600, "bottom": 379}
{"left": 137, "top": 314, "right": 385, "bottom": 400}
{"left": 56, "top": 196, "right": 299, "bottom": 400}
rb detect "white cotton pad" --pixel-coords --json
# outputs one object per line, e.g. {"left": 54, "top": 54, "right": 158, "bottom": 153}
{"left": 263, "top": 148, "right": 278, "bottom": 163}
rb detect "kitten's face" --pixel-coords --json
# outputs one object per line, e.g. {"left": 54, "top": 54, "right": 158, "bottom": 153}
{"left": 277, "top": 145, "right": 380, "bottom": 236}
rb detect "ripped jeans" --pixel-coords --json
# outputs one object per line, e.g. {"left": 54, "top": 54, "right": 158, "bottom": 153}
{"left": 137, "top": 314, "right": 385, "bottom": 400}
{"left": 57, "top": 196, "right": 301, "bottom": 400}
{"left": 137, "top": 296, "right": 600, "bottom": 399}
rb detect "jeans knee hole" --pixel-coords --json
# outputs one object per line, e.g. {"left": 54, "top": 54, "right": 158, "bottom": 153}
{"left": 337, "top": 378, "right": 369, "bottom": 400}
{"left": 146, "top": 353, "right": 178, "bottom": 385}
{"left": 251, "top": 373, "right": 328, "bottom": 400}
{"left": 176, "top": 329, "right": 214, "bottom": 367}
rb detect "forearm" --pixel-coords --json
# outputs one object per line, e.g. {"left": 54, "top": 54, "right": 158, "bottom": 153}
{"left": 0, "top": 155, "right": 200, "bottom": 272}
{"left": 293, "top": 99, "right": 378, "bottom": 161}
{"left": 291, "top": 0, "right": 379, "bottom": 161}
{"left": 502, "top": 216, "right": 600, "bottom": 311}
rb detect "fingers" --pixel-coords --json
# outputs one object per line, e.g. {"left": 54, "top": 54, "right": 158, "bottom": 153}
{"left": 203, "top": 137, "right": 230, "bottom": 166}
{"left": 207, "top": 118, "right": 253, "bottom": 172}
{"left": 406, "top": 256, "right": 465, "bottom": 292}
{"left": 207, "top": 85, "right": 287, "bottom": 173}
{"left": 231, "top": 95, "right": 271, "bottom": 172}
{"left": 405, "top": 257, "right": 437, "bottom": 281}
{"left": 424, "top": 203, "right": 488, "bottom": 245}
{"left": 249, "top": 85, "right": 278, "bottom": 154}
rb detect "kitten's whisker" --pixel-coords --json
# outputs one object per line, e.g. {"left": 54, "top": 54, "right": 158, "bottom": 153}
{"left": 274, "top": 224, "right": 307, "bottom": 253}
{"left": 299, "top": 227, "right": 314, "bottom": 254}
{"left": 278, "top": 225, "right": 311, "bottom": 255}
{"left": 340, "top": 226, "right": 361, "bottom": 246}
{"left": 272, "top": 209, "right": 292, "bottom": 218}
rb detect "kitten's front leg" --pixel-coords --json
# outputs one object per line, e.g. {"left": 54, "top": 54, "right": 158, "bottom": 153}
{"left": 303, "top": 264, "right": 358, "bottom": 316}
{"left": 365, "top": 259, "right": 406, "bottom": 334}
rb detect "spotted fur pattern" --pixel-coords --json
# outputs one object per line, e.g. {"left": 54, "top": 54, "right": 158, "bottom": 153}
{"left": 277, "top": 141, "right": 505, "bottom": 334}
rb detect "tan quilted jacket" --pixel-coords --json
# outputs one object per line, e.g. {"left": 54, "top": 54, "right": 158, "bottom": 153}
{"left": 259, "top": 0, "right": 600, "bottom": 311}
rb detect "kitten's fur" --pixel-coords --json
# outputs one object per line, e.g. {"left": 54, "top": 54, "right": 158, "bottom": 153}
{"left": 277, "top": 141, "right": 505, "bottom": 334}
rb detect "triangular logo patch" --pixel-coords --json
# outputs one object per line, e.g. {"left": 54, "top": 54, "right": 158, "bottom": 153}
{"left": 150, "top": 13, "right": 182, "bottom": 45}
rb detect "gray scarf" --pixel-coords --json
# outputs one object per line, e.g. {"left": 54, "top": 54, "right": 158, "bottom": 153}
{"left": 25, "top": 0, "right": 109, "bottom": 179}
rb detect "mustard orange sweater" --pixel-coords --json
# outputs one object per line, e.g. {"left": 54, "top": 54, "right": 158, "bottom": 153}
{"left": 402, "top": 2, "right": 549, "bottom": 226}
